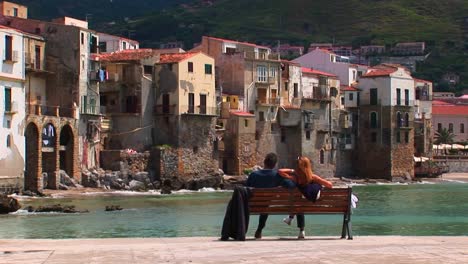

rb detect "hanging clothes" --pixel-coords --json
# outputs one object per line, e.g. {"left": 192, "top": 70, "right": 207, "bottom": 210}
{"left": 98, "top": 69, "right": 105, "bottom": 82}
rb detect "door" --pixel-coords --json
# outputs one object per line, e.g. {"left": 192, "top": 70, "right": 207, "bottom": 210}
{"left": 188, "top": 93, "right": 194, "bottom": 113}
{"left": 370, "top": 88, "right": 378, "bottom": 105}
{"left": 200, "top": 94, "right": 207, "bottom": 114}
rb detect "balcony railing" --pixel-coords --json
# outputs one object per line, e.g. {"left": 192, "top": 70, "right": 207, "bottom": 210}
{"left": 180, "top": 105, "right": 218, "bottom": 116}
{"left": 80, "top": 104, "right": 100, "bottom": 115}
{"left": 3, "top": 50, "right": 18, "bottom": 63}
{"left": 243, "top": 51, "right": 280, "bottom": 61}
{"left": 26, "top": 103, "right": 75, "bottom": 118}
{"left": 154, "top": 104, "right": 177, "bottom": 115}
{"left": 256, "top": 97, "right": 280, "bottom": 106}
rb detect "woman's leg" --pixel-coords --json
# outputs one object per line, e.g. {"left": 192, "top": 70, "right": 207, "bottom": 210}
{"left": 296, "top": 214, "right": 305, "bottom": 239}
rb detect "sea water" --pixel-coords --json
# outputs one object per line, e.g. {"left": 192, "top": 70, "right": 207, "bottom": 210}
{"left": 1, "top": 183, "right": 467, "bottom": 239}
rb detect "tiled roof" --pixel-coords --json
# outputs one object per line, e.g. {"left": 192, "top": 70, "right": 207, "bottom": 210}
{"left": 432, "top": 105, "right": 468, "bottom": 116}
{"left": 230, "top": 110, "right": 255, "bottom": 117}
{"left": 340, "top": 85, "right": 360, "bottom": 91}
{"left": 432, "top": 100, "right": 453, "bottom": 106}
{"left": 99, "top": 49, "right": 159, "bottom": 62}
{"left": 414, "top": 78, "right": 432, "bottom": 84}
{"left": 158, "top": 52, "right": 201, "bottom": 64}
{"left": 301, "top": 67, "right": 336, "bottom": 77}
{"left": 204, "top": 36, "right": 270, "bottom": 49}
{"left": 361, "top": 69, "right": 397, "bottom": 78}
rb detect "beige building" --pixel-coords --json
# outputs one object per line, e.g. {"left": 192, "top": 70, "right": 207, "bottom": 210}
{"left": 192, "top": 36, "right": 282, "bottom": 122}
{"left": 0, "top": 1, "right": 27, "bottom": 18}
{"left": 153, "top": 51, "right": 219, "bottom": 183}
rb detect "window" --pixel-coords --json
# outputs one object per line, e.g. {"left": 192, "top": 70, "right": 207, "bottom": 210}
{"left": 396, "top": 132, "right": 401, "bottom": 143}
{"left": 269, "top": 66, "right": 276, "bottom": 78}
{"left": 341, "top": 96, "right": 345, "bottom": 106}
{"left": 405, "top": 132, "right": 409, "bottom": 143}
{"left": 449, "top": 123, "right": 453, "bottom": 133}
{"left": 244, "top": 119, "right": 249, "bottom": 127}
{"left": 188, "top": 93, "right": 194, "bottom": 113}
{"left": 319, "top": 149, "right": 325, "bottom": 164}
{"left": 188, "top": 62, "right": 194, "bottom": 73}
{"left": 461, "top": 124, "right": 465, "bottom": 134}
{"left": 162, "top": 94, "right": 170, "bottom": 114}
{"left": 306, "top": 130, "right": 311, "bottom": 140}
{"left": 4, "top": 35, "right": 12, "bottom": 61}
{"left": 349, "top": 93, "right": 354, "bottom": 101}
{"left": 396, "top": 112, "right": 402, "bottom": 127}
{"left": 144, "top": 65, "right": 153, "bottom": 75}
{"left": 352, "top": 70, "right": 356, "bottom": 81}
{"left": 99, "top": 42, "right": 107, "bottom": 53}
{"left": 284, "top": 82, "right": 288, "bottom": 91}
{"left": 6, "top": 135, "right": 11, "bottom": 148}
{"left": 370, "top": 88, "right": 378, "bottom": 105}
{"left": 293, "top": 83, "right": 298, "bottom": 98}
{"left": 438, "top": 123, "right": 442, "bottom": 132}
{"left": 370, "top": 112, "right": 378, "bottom": 128}
{"left": 4, "top": 87, "right": 12, "bottom": 112}
{"left": 405, "top": 113, "right": 409, "bottom": 127}
{"left": 405, "top": 89, "right": 409, "bottom": 106}
{"left": 259, "top": 111, "right": 265, "bottom": 121}
{"left": 81, "top": 33, "right": 84, "bottom": 45}
{"left": 396, "top": 88, "right": 401, "bottom": 105}
{"left": 225, "top": 47, "right": 236, "bottom": 54}
{"left": 123, "top": 42, "right": 127, "bottom": 50}
{"left": 257, "top": 65, "right": 267, "bottom": 82}
{"left": 200, "top": 94, "right": 207, "bottom": 114}
{"left": 204, "top": 64, "right": 212, "bottom": 74}
{"left": 371, "top": 132, "right": 377, "bottom": 142}
{"left": 13, "top": 8, "right": 18, "bottom": 17}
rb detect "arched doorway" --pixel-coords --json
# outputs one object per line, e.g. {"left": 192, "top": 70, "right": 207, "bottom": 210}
{"left": 25, "top": 123, "right": 40, "bottom": 192}
{"left": 42, "top": 123, "right": 58, "bottom": 189}
{"left": 60, "top": 125, "right": 74, "bottom": 178}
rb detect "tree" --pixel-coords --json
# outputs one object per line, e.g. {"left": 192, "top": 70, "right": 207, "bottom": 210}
{"left": 434, "top": 128, "right": 455, "bottom": 144}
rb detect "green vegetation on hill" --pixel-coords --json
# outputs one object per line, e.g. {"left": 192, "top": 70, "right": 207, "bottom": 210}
{"left": 12, "top": 0, "right": 468, "bottom": 91}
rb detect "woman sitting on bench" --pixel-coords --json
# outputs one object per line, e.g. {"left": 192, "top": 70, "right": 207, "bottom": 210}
{"left": 278, "top": 156, "right": 333, "bottom": 239}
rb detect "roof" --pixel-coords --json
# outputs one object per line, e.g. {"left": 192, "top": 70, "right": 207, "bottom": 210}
{"left": 361, "top": 69, "right": 397, "bottom": 78}
{"left": 158, "top": 52, "right": 201, "bottom": 64}
{"left": 341, "top": 85, "right": 360, "bottom": 92}
{"left": 99, "top": 49, "right": 159, "bottom": 62}
{"left": 0, "top": 25, "right": 43, "bottom": 39}
{"left": 97, "top": 32, "right": 139, "bottom": 44}
{"left": 230, "top": 111, "right": 255, "bottom": 117}
{"left": 432, "top": 105, "right": 468, "bottom": 116}
{"left": 301, "top": 67, "right": 336, "bottom": 77}
{"left": 414, "top": 78, "right": 432, "bottom": 84}
{"left": 432, "top": 100, "right": 453, "bottom": 106}
{"left": 204, "top": 36, "right": 269, "bottom": 49}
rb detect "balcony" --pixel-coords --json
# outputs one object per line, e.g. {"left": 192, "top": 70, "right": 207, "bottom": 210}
{"left": 181, "top": 105, "right": 218, "bottom": 116}
{"left": 3, "top": 50, "right": 18, "bottom": 63}
{"left": 315, "top": 119, "right": 329, "bottom": 132}
{"left": 256, "top": 76, "right": 276, "bottom": 85}
{"left": 244, "top": 51, "right": 280, "bottom": 61}
{"left": 256, "top": 97, "right": 280, "bottom": 106}
{"left": 393, "top": 98, "right": 414, "bottom": 107}
{"left": 80, "top": 104, "right": 100, "bottom": 115}
{"left": 26, "top": 103, "right": 75, "bottom": 118}
{"left": 25, "top": 53, "right": 44, "bottom": 71}
{"left": 154, "top": 104, "right": 176, "bottom": 115}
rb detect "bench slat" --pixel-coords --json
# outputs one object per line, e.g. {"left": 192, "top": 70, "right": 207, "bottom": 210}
{"left": 250, "top": 206, "right": 349, "bottom": 214}
{"left": 249, "top": 201, "right": 349, "bottom": 207}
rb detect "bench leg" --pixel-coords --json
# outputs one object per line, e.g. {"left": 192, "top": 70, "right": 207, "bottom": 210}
{"left": 347, "top": 220, "right": 353, "bottom": 240}
{"left": 341, "top": 215, "right": 347, "bottom": 239}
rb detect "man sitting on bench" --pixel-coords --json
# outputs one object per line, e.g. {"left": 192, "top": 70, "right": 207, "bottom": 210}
{"left": 246, "top": 152, "right": 295, "bottom": 239}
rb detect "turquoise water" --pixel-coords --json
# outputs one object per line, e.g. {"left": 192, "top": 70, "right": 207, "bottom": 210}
{"left": 1, "top": 183, "right": 467, "bottom": 239}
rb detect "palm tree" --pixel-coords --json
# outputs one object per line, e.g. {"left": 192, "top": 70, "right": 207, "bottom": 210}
{"left": 434, "top": 128, "right": 455, "bottom": 145}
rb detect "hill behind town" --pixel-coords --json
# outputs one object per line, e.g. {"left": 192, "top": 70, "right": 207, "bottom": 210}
{"left": 13, "top": 0, "right": 468, "bottom": 91}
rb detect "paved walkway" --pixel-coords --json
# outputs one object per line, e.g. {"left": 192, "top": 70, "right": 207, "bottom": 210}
{"left": 1, "top": 236, "right": 467, "bottom": 263}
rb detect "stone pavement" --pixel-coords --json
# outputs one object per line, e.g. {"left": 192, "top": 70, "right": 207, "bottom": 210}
{"left": 1, "top": 236, "right": 467, "bottom": 263}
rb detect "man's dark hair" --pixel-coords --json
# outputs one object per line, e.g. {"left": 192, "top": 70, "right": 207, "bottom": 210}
{"left": 264, "top": 153, "right": 278, "bottom": 169}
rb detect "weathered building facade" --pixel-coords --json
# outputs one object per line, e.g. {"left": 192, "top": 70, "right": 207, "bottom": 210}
{"left": 153, "top": 52, "right": 220, "bottom": 185}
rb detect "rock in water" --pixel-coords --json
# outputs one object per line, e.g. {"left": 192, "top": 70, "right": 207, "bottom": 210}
{"left": 0, "top": 195, "right": 21, "bottom": 214}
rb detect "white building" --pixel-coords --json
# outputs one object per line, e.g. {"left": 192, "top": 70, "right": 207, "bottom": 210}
{"left": 98, "top": 33, "right": 139, "bottom": 54}
{"left": 293, "top": 48, "right": 367, "bottom": 86}
{"left": 359, "top": 65, "right": 415, "bottom": 107}
{"left": 0, "top": 25, "right": 25, "bottom": 191}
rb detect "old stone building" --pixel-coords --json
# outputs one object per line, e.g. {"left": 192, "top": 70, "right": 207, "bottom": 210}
{"left": 0, "top": 10, "right": 100, "bottom": 190}
{"left": 99, "top": 49, "right": 160, "bottom": 151}
{"left": 153, "top": 52, "right": 220, "bottom": 185}
{"left": 356, "top": 64, "right": 415, "bottom": 180}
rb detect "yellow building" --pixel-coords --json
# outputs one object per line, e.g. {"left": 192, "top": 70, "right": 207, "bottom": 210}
{"left": 154, "top": 51, "right": 216, "bottom": 116}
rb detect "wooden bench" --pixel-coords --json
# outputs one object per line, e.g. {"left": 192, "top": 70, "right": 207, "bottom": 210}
{"left": 249, "top": 187, "right": 353, "bottom": 239}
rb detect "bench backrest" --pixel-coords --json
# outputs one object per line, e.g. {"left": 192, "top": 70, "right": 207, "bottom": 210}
{"left": 249, "top": 187, "right": 352, "bottom": 215}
